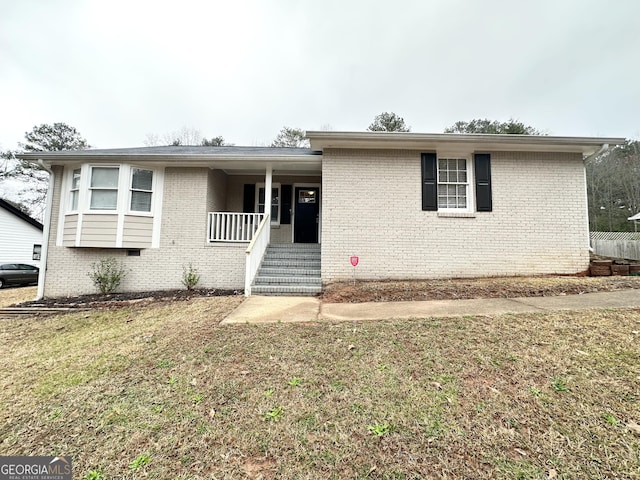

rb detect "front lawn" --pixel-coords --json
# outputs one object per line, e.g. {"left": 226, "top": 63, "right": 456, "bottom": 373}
{"left": 0, "top": 297, "right": 638, "bottom": 478}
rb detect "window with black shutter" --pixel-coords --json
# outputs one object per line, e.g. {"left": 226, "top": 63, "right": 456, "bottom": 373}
{"left": 421, "top": 152, "right": 492, "bottom": 213}
{"left": 474, "top": 153, "right": 492, "bottom": 212}
{"left": 421, "top": 152, "right": 437, "bottom": 211}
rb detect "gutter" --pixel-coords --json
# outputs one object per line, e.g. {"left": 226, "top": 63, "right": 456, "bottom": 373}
{"left": 35, "top": 159, "right": 54, "bottom": 301}
{"left": 584, "top": 143, "right": 610, "bottom": 162}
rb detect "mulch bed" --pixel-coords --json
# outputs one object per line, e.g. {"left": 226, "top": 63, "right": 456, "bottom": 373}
{"left": 320, "top": 276, "right": 640, "bottom": 303}
{"left": 17, "top": 288, "right": 241, "bottom": 310}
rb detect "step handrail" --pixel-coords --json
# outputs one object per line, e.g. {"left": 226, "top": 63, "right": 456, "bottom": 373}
{"left": 244, "top": 214, "right": 270, "bottom": 296}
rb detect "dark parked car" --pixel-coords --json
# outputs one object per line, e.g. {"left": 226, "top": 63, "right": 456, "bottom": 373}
{"left": 0, "top": 264, "right": 39, "bottom": 288}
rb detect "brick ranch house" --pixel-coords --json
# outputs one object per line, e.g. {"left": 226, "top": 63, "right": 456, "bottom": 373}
{"left": 18, "top": 131, "right": 625, "bottom": 299}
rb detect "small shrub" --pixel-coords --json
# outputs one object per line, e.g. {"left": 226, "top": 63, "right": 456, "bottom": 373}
{"left": 181, "top": 263, "right": 200, "bottom": 290}
{"left": 88, "top": 257, "right": 127, "bottom": 294}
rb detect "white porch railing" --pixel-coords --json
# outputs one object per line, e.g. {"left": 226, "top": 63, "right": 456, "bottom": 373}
{"left": 208, "top": 212, "right": 265, "bottom": 242}
{"left": 245, "top": 214, "right": 270, "bottom": 296}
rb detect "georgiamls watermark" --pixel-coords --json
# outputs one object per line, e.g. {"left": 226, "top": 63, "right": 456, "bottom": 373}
{"left": 0, "top": 456, "right": 72, "bottom": 480}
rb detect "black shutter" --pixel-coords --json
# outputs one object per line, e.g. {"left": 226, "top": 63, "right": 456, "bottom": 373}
{"left": 474, "top": 153, "right": 492, "bottom": 212}
{"left": 421, "top": 152, "right": 437, "bottom": 211}
{"left": 281, "top": 184, "right": 292, "bottom": 224}
{"left": 243, "top": 184, "right": 255, "bottom": 213}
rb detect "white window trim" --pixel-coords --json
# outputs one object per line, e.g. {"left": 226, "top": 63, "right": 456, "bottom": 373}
{"left": 68, "top": 168, "right": 82, "bottom": 213}
{"left": 68, "top": 164, "right": 158, "bottom": 216}
{"left": 59, "top": 164, "right": 164, "bottom": 248}
{"left": 256, "top": 182, "right": 281, "bottom": 225}
{"left": 436, "top": 155, "right": 475, "bottom": 214}
{"left": 127, "top": 166, "right": 155, "bottom": 216}
{"left": 89, "top": 165, "right": 121, "bottom": 212}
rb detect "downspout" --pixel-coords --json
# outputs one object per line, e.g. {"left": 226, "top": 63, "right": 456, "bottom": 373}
{"left": 36, "top": 159, "right": 54, "bottom": 300}
{"left": 584, "top": 144, "right": 610, "bottom": 253}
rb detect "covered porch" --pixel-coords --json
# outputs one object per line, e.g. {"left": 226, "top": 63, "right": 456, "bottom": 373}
{"left": 201, "top": 149, "right": 322, "bottom": 295}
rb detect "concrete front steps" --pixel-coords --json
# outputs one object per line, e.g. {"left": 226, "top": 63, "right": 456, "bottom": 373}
{"left": 251, "top": 243, "right": 321, "bottom": 296}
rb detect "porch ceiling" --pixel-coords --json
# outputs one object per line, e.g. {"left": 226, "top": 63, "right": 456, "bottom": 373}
{"left": 212, "top": 158, "right": 322, "bottom": 175}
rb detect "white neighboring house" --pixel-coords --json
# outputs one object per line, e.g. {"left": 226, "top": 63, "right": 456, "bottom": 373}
{"left": 0, "top": 198, "right": 43, "bottom": 266}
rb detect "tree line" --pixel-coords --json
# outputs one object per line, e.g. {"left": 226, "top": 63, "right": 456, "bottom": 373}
{"left": 2, "top": 117, "right": 638, "bottom": 231}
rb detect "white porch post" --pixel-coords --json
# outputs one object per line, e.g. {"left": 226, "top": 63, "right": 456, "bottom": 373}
{"left": 264, "top": 164, "right": 272, "bottom": 244}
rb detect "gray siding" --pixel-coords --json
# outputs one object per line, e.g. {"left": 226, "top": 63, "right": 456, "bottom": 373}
{"left": 122, "top": 215, "right": 153, "bottom": 248}
{"left": 79, "top": 214, "right": 118, "bottom": 247}
{"left": 62, "top": 214, "right": 78, "bottom": 247}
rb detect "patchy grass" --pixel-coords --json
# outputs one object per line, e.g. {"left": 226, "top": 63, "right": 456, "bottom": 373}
{"left": 0, "top": 286, "right": 37, "bottom": 308}
{"left": 322, "top": 276, "right": 640, "bottom": 303}
{"left": 1, "top": 297, "right": 639, "bottom": 478}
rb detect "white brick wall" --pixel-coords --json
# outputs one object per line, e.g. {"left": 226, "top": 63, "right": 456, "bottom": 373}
{"left": 42, "top": 149, "right": 590, "bottom": 297}
{"left": 321, "top": 149, "right": 590, "bottom": 283}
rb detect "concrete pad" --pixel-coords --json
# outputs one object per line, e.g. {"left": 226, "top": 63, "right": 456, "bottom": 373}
{"left": 221, "top": 296, "right": 320, "bottom": 324}
{"left": 221, "top": 289, "right": 640, "bottom": 325}
{"left": 320, "top": 297, "right": 542, "bottom": 322}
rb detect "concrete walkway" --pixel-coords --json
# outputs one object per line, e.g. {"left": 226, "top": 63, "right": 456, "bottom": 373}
{"left": 220, "top": 289, "right": 640, "bottom": 325}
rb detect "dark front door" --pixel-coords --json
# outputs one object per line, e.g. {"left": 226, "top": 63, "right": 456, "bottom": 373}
{"left": 294, "top": 186, "right": 319, "bottom": 243}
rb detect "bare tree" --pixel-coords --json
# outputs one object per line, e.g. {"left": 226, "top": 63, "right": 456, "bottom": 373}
{"left": 587, "top": 140, "right": 640, "bottom": 231}
{"left": 144, "top": 126, "right": 204, "bottom": 146}
{"left": 145, "top": 128, "right": 232, "bottom": 147}
{"left": 202, "top": 136, "right": 230, "bottom": 146}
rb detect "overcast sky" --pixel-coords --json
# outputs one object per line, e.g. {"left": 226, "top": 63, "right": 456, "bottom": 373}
{"left": 1, "top": 0, "right": 639, "bottom": 151}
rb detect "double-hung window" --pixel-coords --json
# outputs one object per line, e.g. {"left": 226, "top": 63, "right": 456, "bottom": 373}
{"left": 90, "top": 167, "right": 120, "bottom": 210}
{"left": 437, "top": 158, "right": 469, "bottom": 210}
{"left": 421, "top": 152, "right": 492, "bottom": 213}
{"left": 130, "top": 168, "right": 153, "bottom": 212}
{"left": 257, "top": 184, "right": 280, "bottom": 224}
{"left": 69, "top": 168, "right": 81, "bottom": 211}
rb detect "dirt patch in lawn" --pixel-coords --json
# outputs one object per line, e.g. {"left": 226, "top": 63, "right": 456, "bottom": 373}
{"left": 321, "top": 276, "right": 640, "bottom": 303}
{"left": 0, "top": 286, "right": 37, "bottom": 308}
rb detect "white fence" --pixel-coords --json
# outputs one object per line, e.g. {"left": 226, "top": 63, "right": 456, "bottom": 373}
{"left": 208, "top": 212, "right": 265, "bottom": 242}
{"left": 590, "top": 232, "right": 640, "bottom": 260}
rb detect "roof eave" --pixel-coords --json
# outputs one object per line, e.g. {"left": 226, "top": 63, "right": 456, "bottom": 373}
{"left": 305, "top": 131, "right": 627, "bottom": 155}
{"left": 15, "top": 153, "right": 322, "bottom": 165}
